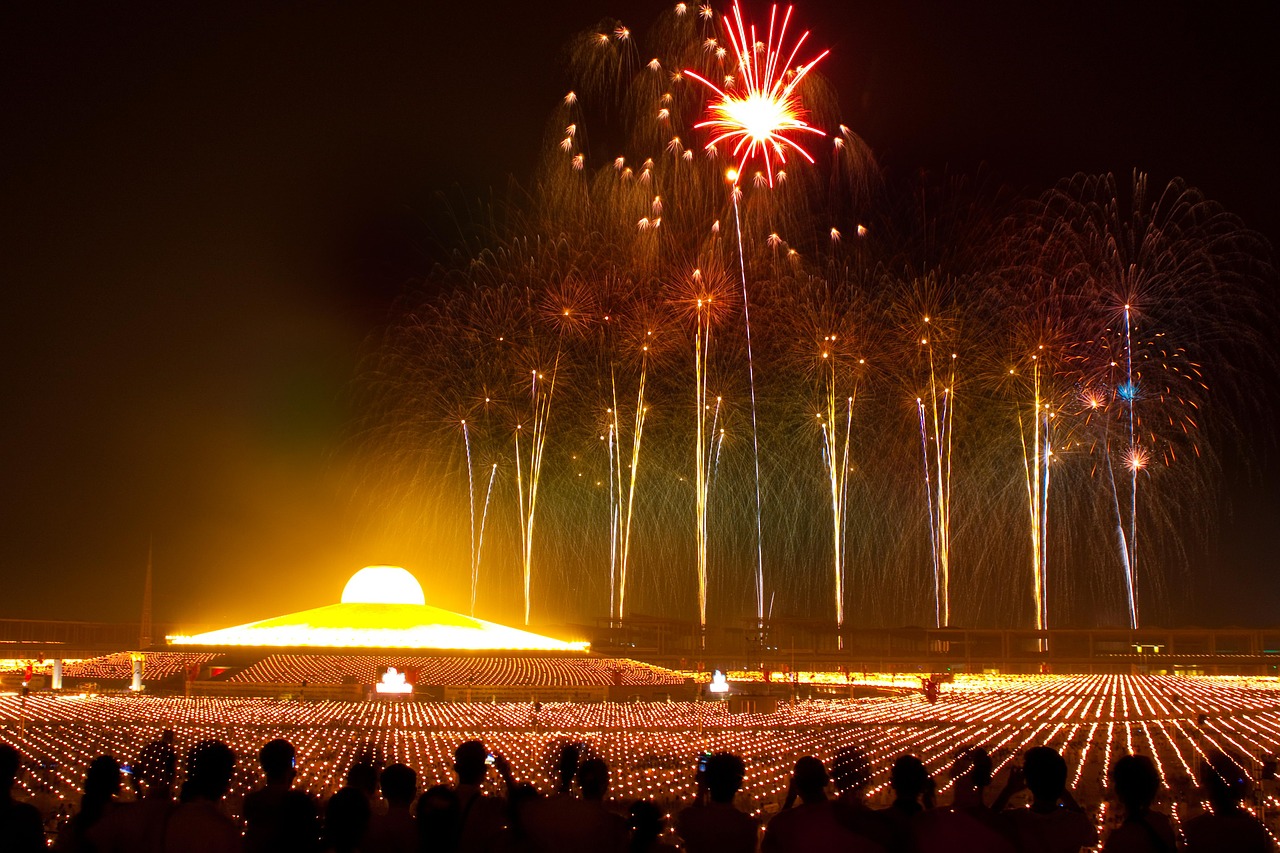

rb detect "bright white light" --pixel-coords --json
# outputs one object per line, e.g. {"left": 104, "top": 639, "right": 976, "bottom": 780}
{"left": 375, "top": 667, "right": 413, "bottom": 694}
{"left": 341, "top": 566, "right": 426, "bottom": 606}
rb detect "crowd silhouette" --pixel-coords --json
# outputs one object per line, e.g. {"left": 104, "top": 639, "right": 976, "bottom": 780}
{"left": 2, "top": 735, "right": 1274, "bottom": 852}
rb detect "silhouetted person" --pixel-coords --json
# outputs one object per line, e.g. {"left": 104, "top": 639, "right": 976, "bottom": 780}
{"left": 1183, "top": 751, "right": 1273, "bottom": 853}
{"left": 556, "top": 743, "right": 583, "bottom": 796}
{"left": 832, "top": 747, "right": 896, "bottom": 850}
{"left": 579, "top": 758, "right": 629, "bottom": 850}
{"left": 366, "top": 763, "right": 418, "bottom": 853}
{"left": 0, "top": 744, "right": 44, "bottom": 853}
{"left": 349, "top": 755, "right": 381, "bottom": 802}
{"left": 763, "top": 756, "right": 884, "bottom": 852}
{"left": 55, "top": 754, "right": 121, "bottom": 852}
{"left": 417, "top": 784, "right": 460, "bottom": 853}
{"left": 913, "top": 748, "right": 1014, "bottom": 853}
{"left": 452, "top": 740, "right": 511, "bottom": 853}
{"left": 1102, "top": 754, "right": 1177, "bottom": 852}
{"left": 244, "top": 738, "right": 321, "bottom": 853}
{"left": 949, "top": 747, "right": 994, "bottom": 815}
{"left": 877, "top": 754, "right": 933, "bottom": 853}
{"left": 523, "top": 751, "right": 625, "bottom": 853}
{"left": 325, "top": 786, "right": 372, "bottom": 853}
{"left": 675, "top": 752, "right": 757, "bottom": 853}
{"left": 163, "top": 740, "right": 239, "bottom": 853}
{"left": 488, "top": 781, "right": 541, "bottom": 853}
{"left": 88, "top": 738, "right": 178, "bottom": 853}
{"left": 997, "top": 746, "right": 1097, "bottom": 853}
{"left": 628, "top": 800, "right": 676, "bottom": 853}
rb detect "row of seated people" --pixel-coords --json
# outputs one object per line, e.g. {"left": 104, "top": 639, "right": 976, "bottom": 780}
{"left": 1, "top": 734, "right": 1273, "bottom": 852}
{"left": 228, "top": 656, "right": 684, "bottom": 687}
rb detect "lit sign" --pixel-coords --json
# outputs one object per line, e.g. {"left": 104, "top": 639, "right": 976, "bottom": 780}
{"left": 375, "top": 666, "right": 413, "bottom": 694}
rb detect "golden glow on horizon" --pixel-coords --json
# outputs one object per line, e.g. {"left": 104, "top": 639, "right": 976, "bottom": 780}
{"left": 168, "top": 565, "right": 589, "bottom": 652}
{"left": 167, "top": 601, "right": 589, "bottom": 651}
{"left": 169, "top": 626, "right": 589, "bottom": 651}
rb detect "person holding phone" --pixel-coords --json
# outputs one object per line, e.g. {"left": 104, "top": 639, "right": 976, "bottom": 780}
{"left": 451, "top": 740, "right": 513, "bottom": 853}
{"left": 996, "top": 746, "right": 1097, "bottom": 853}
{"left": 675, "top": 752, "right": 757, "bottom": 853}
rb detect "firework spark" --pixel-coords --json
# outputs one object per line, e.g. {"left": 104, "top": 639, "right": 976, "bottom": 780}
{"left": 685, "top": 2, "right": 828, "bottom": 186}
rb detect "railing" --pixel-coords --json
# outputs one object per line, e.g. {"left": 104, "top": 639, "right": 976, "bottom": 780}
{"left": 580, "top": 618, "right": 1280, "bottom": 675}
{"left": 0, "top": 618, "right": 176, "bottom": 649}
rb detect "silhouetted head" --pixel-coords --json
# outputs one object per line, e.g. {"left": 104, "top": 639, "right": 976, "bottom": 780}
{"left": 381, "top": 763, "right": 417, "bottom": 807}
{"left": 579, "top": 758, "right": 609, "bottom": 800}
{"left": 84, "top": 755, "right": 121, "bottom": 803}
{"left": 455, "top": 740, "right": 490, "bottom": 786}
{"left": 0, "top": 744, "right": 19, "bottom": 791}
{"left": 346, "top": 760, "right": 378, "bottom": 797}
{"left": 1112, "top": 754, "right": 1161, "bottom": 814}
{"left": 70, "top": 755, "right": 122, "bottom": 834}
{"left": 507, "top": 781, "right": 541, "bottom": 821}
{"left": 136, "top": 740, "right": 177, "bottom": 796}
{"left": 556, "top": 743, "right": 583, "bottom": 793}
{"left": 890, "top": 755, "right": 930, "bottom": 802}
{"left": 629, "top": 800, "right": 665, "bottom": 844}
{"left": 416, "top": 784, "right": 460, "bottom": 847}
{"left": 793, "top": 756, "right": 829, "bottom": 802}
{"left": 950, "top": 747, "right": 993, "bottom": 789}
{"left": 1023, "top": 747, "right": 1068, "bottom": 804}
{"left": 183, "top": 740, "right": 235, "bottom": 802}
{"left": 259, "top": 739, "right": 296, "bottom": 784}
{"left": 325, "top": 786, "right": 371, "bottom": 853}
{"left": 704, "top": 753, "right": 745, "bottom": 804}
{"left": 831, "top": 747, "right": 871, "bottom": 794}
{"left": 1199, "top": 750, "right": 1251, "bottom": 809}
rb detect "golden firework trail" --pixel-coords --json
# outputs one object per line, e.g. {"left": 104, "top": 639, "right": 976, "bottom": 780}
{"left": 608, "top": 340, "right": 649, "bottom": 621}
{"left": 693, "top": 290, "right": 720, "bottom": 630}
{"left": 917, "top": 328, "right": 956, "bottom": 628}
{"left": 1121, "top": 304, "right": 1140, "bottom": 628}
{"left": 514, "top": 357, "right": 560, "bottom": 626}
{"left": 461, "top": 422, "right": 497, "bottom": 617}
{"left": 1016, "top": 352, "right": 1052, "bottom": 634}
{"left": 816, "top": 337, "right": 854, "bottom": 633}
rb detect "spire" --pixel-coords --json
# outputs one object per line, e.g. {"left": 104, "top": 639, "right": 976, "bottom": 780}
{"left": 139, "top": 538, "right": 153, "bottom": 648}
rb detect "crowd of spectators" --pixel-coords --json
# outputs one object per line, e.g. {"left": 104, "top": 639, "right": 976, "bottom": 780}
{"left": 2, "top": 732, "right": 1273, "bottom": 852}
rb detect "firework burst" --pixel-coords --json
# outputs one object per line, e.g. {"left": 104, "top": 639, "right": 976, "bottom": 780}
{"left": 685, "top": 2, "right": 828, "bottom": 186}
{"left": 354, "top": 1, "right": 1271, "bottom": 635}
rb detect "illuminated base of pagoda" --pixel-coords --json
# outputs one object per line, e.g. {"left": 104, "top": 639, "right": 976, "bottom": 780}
{"left": 169, "top": 602, "right": 588, "bottom": 652}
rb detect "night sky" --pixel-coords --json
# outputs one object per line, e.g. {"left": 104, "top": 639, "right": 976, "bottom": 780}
{"left": 2, "top": 0, "right": 1276, "bottom": 631}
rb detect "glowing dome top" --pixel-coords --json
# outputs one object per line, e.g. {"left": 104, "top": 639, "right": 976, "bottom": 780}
{"left": 341, "top": 566, "right": 426, "bottom": 606}
{"left": 169, "top": 564, "right": 588, "bottom": 651}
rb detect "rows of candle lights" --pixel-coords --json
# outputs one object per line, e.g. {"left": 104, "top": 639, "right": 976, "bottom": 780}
{"left": 4, "top": 673, "right": 1280, "bottom": 845}
{"left": 4, "top": 652, "right": 220, "bottom": 681}
{"left": 228, "top": 654, "right": 686, "bottom": 686}
{"left": 5, "top": 653, "right": 686, "bottom": 686}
